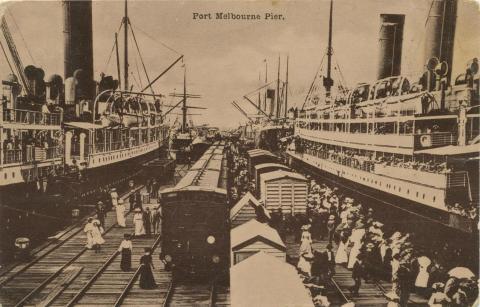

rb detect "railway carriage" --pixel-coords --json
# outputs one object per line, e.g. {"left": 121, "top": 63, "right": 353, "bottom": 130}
{"left": 160, "top": 142, "right": 229, "bottom": 278}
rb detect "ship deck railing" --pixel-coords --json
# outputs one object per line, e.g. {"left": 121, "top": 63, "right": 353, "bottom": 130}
{"left": 2, "top": 108, "right": 62, "bottom": 126}
{"left": 1, "top": 146, "right": 62, "bottom": 165}
{"left": 297, "top": 149, "right": 469, "bottom": 190}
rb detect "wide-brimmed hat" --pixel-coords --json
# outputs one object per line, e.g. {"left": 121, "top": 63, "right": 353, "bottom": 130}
{"left": 301, "top": 224, "right": 311, "bottom": 231}
{"left": 118, "top": 199, "right": 124, "bottom": 204}
{"left": 134, "top": 208, "right": 142, "bottom": 212}
{"left": 328, "top": 215, "right": 335, "bottom": 220}
{"left": 366, "top": 242, "right": 375, "bottom": 248}
{"left": 97, "top": 201, "right": 103, "bottom": 205}
{"left": 111, "top": 188, "right": 117, "bottom": 191}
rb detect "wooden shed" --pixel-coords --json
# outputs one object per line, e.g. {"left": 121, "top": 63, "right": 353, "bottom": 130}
{"left": 231, "top": 219, "right": 286, "bottom": 265}
{"left": 231, "top": 252, "right": 314, "bottom": 307}
{"left": 254, "top": 163, "right": 290, "bottom": 197}
{"left": 246, "top": 149, "right": 278, "bottom": 178}
{"left": 230, "top": 192, "right": 271, "bottom": 228}
{"left": 260, "top": 170, "right": 308, "bottom": 214}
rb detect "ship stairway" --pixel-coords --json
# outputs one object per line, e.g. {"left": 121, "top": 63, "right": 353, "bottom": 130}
{"left": 446, "top": 171, "right": 472, "bottom": 204}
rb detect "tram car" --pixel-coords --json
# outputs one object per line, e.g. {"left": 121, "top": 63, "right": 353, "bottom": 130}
{"left": 160, "top": 142, "right": 229, "bottom": 279}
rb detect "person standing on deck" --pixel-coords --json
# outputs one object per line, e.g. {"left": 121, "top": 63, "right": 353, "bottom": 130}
{"left": 144, "top": 207, "right": 152, "bottom": 237}
{"left": 84, "top": 218, "right": 95, "bottom": 249}
{"left": 115, "top": 198, "right": 126, "bottom": 227}
{"left": 299, "top": 224, "right": 313, "bottom": 256}
{"left": 133, "top": 208, "right": 146, "bottom": 236}
{"left": 118, "top": 234, "right": 132, "bottom": 271}
{"left": 152, "top": 205, "right": 162, "bottom": 234}
{"left": 350, "top": 254, "right": 365, "bottom": 296}
{"left": 110, "top": 188, "right": 119, "bottom": 207}
{"left": 95, "top": 201, "right": 106, "bottom": 228}
{"left": 91, "top": 220, "right": 105, "bottom": 253}
{"left": 128, "top": 193, "right": 135, "bottom": 212}
{"left": 139, "top": 248, "right": 157, "bottom": 289}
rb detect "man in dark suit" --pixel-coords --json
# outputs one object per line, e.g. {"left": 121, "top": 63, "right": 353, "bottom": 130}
{"left": 311, "top": 250, "right": 329, "bottom": 285}
{"left": 325, "top": 243, "right": 336, "bottom": 277}
{"left": 143, "top": 207, "right": 152, "bottom": 237}
{"left": 350, "top": 255, "right": 365, "bottom": 296}
{"left": 95, "top": 201, "right": 106, "bottom": 228}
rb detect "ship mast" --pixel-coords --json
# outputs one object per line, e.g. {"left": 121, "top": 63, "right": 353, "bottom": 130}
{"left": 123, "top": 0, "right": 129, "bottom": 91}
{"left": 324, "top": 0, "right": 334, "bottom": 98}
{"left": 183, "top": 65, "right": 187, "bottom": 133}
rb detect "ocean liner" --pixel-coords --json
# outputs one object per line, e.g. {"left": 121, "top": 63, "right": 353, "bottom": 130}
{"left": 0, "top": 0, "right": 183, "bottom": 204}
{"left": 287, "top": 0, "right": 479, "bottom": 233}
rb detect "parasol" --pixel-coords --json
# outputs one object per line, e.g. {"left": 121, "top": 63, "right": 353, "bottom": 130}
{"left": 448, "top": 267, "right": 475, "bottom": 279}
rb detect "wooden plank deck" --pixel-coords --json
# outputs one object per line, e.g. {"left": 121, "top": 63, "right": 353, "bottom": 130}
{"left": 286, "top": 236, "right": 429, "bottom": 307}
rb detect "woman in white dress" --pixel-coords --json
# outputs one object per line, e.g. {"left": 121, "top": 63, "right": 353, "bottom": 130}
{"left": 111, "top": 188, "right": 119, "bottom": 207}
{"left": 133, "top": 209, "right": 146, "bottom": 236}
{"left": 414, "top": 256, "right": 431, "bottom": 295}
{"left": 347, "top": 227, "right": 365, "bottom": 269}
{"left": 91, "top": 220, "right": 105, "bottom": 253}
{"left": 299, "top": 225, "right": 313, "bottom": 256}
{"left": 335, "top": 228, "right": 350, "bottom": 264}
{"left": 84, "top": 218, "right": 95, "bottom": 249}
{"left": 116, "top": 198, "right": 126, "bottom": 227}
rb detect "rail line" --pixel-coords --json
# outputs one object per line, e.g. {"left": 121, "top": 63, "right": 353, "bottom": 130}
{"left": 0, "top": 187, "right": 143, "bottom": 307}
{"left": 0, "top": 185, "right": 143, "bottom": 290}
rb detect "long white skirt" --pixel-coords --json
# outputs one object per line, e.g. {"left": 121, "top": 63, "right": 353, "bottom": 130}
{"left": 92, "top": 228, "right": 105, "bottom": 245}
{"left": 348, "top": 246, "right": 361, "bottom": 269}
{"left": 134, "top": 217, "right": 145, "bottom": 236}
{"left": 415, "top": 270, "right": 429, "bottom": 288}
{"left": 86, "top": 232, "right": 94, "bottom": 249}
{"left": 116, "top": 204, "right": 126, "bottom": 227}
{"left": 335, "top": 241, "right": 348, "bottom": 264}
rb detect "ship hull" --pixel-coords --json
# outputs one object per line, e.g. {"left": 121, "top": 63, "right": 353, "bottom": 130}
{"left": 287, "top": 151, "right": 477, "bottom": 234}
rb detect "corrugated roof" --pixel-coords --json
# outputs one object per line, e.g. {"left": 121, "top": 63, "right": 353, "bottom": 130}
{"left": 231, "top": 219, "right": 285, "bottom": 249}
{"left": 260, "top": 170, "right": 307, "bottom": 183}
{"left": 231, "top": 252, "right": 314, "bottom": 307}
{"left": 254, "top": 163, "right": 290, "bottom": 171}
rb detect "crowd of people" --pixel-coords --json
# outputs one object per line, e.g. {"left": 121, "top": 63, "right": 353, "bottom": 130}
{"left": 293, "top": 139, "right": 479, "bottom": 221}
{"left": 297, "top": 140, "right": 453, "bottom": 175}
{"left": 83, "top": 185, "right": 162, "bottom": 290}
{"left": 2, "top": 130, "right": 60, "bottom": 164}
{"left": 227, "top": 139, "right": 478, "bottom": 307}
{"left": 289, "top": 177, "right": 478, "bottom": 307}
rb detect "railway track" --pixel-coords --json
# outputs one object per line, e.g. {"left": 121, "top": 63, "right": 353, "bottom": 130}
{"left": 0, "top": 187, "right": 142, "bottom": 307}
{"left": 163, "top": 277, "right": 229, "bottom": 307}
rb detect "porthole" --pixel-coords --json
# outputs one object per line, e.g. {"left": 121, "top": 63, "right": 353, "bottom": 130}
{"left": 416, "top": 192, "right": 419, "bottom": 197}
{"left": 433, "top": 196, "right": 436, "bottom": 202}
{"left": 12, "top": 172, "right": 15, "bottom": 178}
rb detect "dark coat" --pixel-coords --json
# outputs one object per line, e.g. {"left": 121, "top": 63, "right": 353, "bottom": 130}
{"left": 352, "top": 261, "right": 364, "bottom": 279}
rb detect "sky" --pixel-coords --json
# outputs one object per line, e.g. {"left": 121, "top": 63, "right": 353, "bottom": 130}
{"left": 0, "top": 0, "right": 479, "bottom": 129}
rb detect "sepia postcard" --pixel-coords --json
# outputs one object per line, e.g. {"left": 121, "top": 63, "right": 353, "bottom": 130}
{"left": 0, "top": 0, "right": 478, "bottom": 306}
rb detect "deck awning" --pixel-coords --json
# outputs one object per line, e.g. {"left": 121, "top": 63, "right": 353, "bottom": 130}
{"left": 415, "top": 144, "right": 480, "bottom": 156}
{"left": 64, "top": 122, "right": 108, "bottom": 130}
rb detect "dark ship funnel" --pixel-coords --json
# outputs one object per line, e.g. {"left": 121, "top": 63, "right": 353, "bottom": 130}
{"left": 63, "top": 0, "right": 94, "bottom": 98}
{"left": 377, "top": 14, "right": 405, "bottom": 80}
{"left": 424, "top": 0, "right": 457, "bottom": 85}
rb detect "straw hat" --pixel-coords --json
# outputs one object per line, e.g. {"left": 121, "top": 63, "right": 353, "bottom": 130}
{"left": 301, "top": 224, "right": 311, "bottom": 231}
{"left": 118, "top": 198, "right": 124, "bottom": 204}
{"left": 134, "top": 208, "right": 142, "bottom": 212}
{"left": 328, "top": 215, "right": 335, "bottom": 221}
{"left": 111, "top": 188, "right": 117, "bottom": 191}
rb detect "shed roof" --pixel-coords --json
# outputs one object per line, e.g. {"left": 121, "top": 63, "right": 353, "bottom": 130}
{"left": 231, "top": 252, "right": 313, "bottom": 307}
{"left": 230, "top": 192, "right": 263, "bottom": 220}
{"left": 260, "top": 170, "right": 307, "bottom": 183}
{"left": 231, "top": 219, "right": 285, "bottom": 250}
{"left": 254, "top": 163, "right": 290, "bottom": 171}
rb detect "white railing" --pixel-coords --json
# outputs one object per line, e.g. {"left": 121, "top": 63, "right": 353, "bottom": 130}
{"left": 2, "top": 108, "right": 62, "bottom": 126}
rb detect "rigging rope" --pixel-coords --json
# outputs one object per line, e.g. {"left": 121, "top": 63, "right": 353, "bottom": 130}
{"left": 0, "top": 38, "right": 15, "bottom": 75}
{"left": 7, "top": 8, "right": 35, "bottom": 65}
{"left": 102, "top": 21, "right": 124, "bottom": 75}
{"left": 129, "top": 21, "right": 155, "bottom": 96}
{"left": 130, "top": 23, "right": 181, "bottom": 55}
